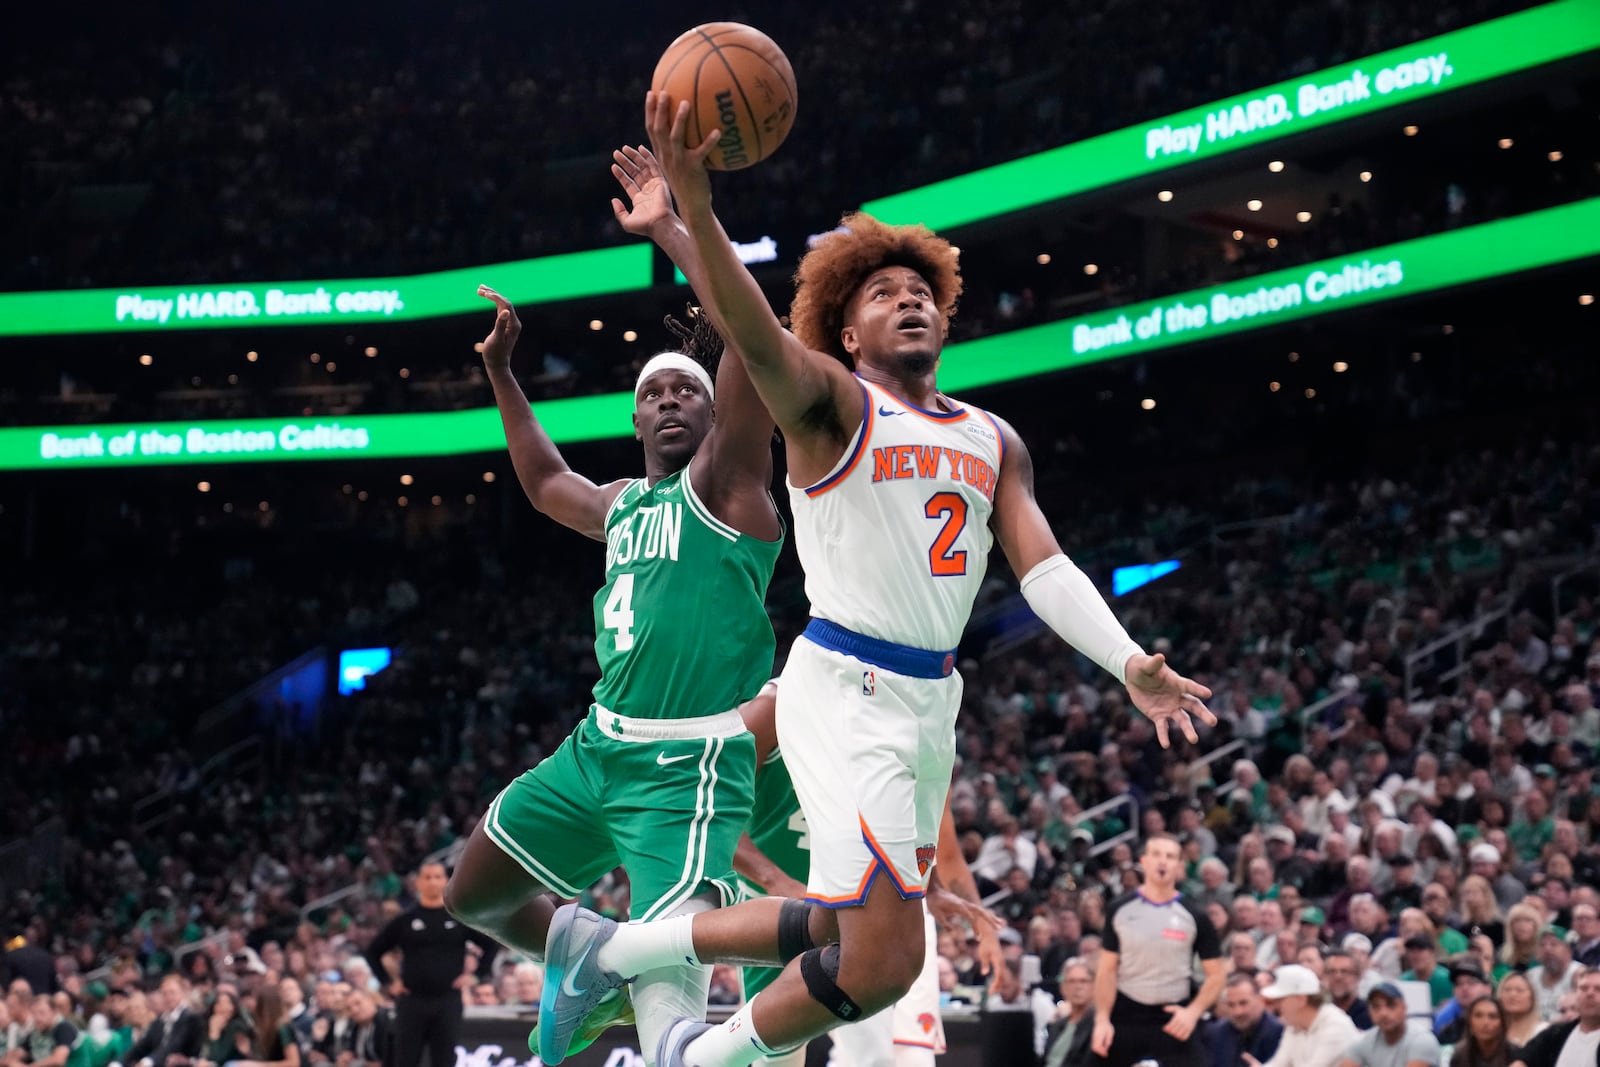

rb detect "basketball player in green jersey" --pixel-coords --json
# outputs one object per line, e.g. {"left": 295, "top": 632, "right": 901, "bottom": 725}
{"left": 733, "top": 681, "right": 1005, "bottom": 1067}
{"left": 444, "top": 146, "right": 782, "bottom": 1063}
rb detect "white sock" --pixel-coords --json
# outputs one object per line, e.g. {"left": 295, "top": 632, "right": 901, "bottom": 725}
{"left": 598, "top": 914, "right": 700, "bottom": 975}
{"left": 684, "top": 999, "right": 794, "bottom": 1067}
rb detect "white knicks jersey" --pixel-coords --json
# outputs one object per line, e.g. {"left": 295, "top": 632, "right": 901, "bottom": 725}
{"left": 789, "top": 378, "right": 1005, "bottom": 652}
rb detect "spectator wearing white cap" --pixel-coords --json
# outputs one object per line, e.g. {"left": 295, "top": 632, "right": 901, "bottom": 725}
{"left": 1469, "top": 844, "right": 1527, "bottom": 912}
{"left": 1247, "top": 965, "right": 1360, "bottom": 1067}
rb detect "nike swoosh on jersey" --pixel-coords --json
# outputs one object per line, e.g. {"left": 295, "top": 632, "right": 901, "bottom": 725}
{"left": 562, "top": 942, "right": 593, "bottom": 997}
{"left": 657, "top": 751, "right": 697, "bottom": 765}
{"left": 877, "top": 406, "right": 903, "bottom": 416}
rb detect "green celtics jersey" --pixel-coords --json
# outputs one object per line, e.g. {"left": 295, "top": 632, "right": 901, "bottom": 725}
{"left": 747, "top": 747, "right": 809, "bottom": 886}
{"left": 591, "top": 465, "right": 780, "bottom": 719}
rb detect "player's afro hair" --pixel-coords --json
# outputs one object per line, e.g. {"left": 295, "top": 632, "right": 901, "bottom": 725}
{"left": 789, "top": 212, "right": 962, "bottom": 364}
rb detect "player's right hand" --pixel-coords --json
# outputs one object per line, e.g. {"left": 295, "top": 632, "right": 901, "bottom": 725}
{"left": 477, "top": 285, "right": 521, "bottom": 371}
{"left": 643, "top": 91, "right": 718, "bottom": 217}
{"left": 1091, "top": 1017, "right": 1115, "bottom": 1056}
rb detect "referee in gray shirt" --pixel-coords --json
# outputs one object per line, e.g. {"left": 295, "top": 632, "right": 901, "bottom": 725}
{"left": 1092, "top": 833, "right": 1227, "bottom": 1067}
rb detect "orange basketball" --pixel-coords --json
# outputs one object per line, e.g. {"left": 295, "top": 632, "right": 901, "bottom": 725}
{"left": 652, "top": 22, "right": 798, "bottom": 171}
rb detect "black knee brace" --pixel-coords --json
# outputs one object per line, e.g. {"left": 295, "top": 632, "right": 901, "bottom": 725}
{"left": 799, "top": 944, "right": 861, "bottom": 1022}
{"left": 777, "top": 898, "right": 817, "bottom": 964}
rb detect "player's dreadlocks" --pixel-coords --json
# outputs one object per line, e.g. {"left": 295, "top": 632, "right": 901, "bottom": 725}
{"left": 663, "top": 304, "right": 725, "bottom": 374}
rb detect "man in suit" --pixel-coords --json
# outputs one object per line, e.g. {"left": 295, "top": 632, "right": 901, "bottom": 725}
{"left": 1512, "top": 967, "right": 1600, "bottom": 1067}
{"left": 1042, "top": 959, "right": 1095, "bottom": 1067}
{"left": 128, "top": 974, "right": 203, "bottom": 1067}
{"left": 1208, "top": 972, "right": 1284, "bottom": 1067}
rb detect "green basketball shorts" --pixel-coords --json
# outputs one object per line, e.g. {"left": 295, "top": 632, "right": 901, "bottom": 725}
{"left": 484, "top": 705, "right": 756, "bottom": 921}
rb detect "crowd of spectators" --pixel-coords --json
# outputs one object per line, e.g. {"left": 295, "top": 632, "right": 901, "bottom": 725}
{"left": 0, "top": 318, "right": 1596, "bottom": 1065}
{"left": 2, "top": 0, "right": 1542, "bottom": 292}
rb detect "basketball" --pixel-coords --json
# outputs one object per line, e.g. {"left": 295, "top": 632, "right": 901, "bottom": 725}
{"left": 652, "top": 23, "right": 798, "bottom": 171}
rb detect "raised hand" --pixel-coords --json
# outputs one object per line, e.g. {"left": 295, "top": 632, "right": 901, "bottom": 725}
{"left": 643, "top": 90, "right": 720, "bottom": 218}
{"left": 476, "top": 285, "right": 521, "bottom": 372}
{"left": 610, "top": 144, "right": 677, "bottom": 238}
{"left": 1123, "top": 652, "right": 1216, "bottom": 748}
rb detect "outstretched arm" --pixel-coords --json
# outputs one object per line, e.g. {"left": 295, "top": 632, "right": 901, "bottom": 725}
{"left": 477, "top": 287, "right": 627, "bottom": 541}
{"left": 610, "top": 144, "right": 779, "bottom": 539}
{"left": 642, "top": 92, "right": 862, "bottom": 473}
{"left": 988, "top": 416, "right": 1216, "bottom": 747}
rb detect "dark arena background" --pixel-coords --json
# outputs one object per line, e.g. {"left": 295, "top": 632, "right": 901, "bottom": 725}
{"left": 2, "top": 2, "right": 1600, "bottom": 1066}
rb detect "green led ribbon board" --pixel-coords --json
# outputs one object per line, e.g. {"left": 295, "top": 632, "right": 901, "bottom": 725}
{"left": 1, "top": 3, "right": 1592, "bottom": 339}
{"left": 0, "top": 245, "right": 652, "bottom": 337}
{"left": 2, "top": 198, "right": 1595, "bottom": 471}
{"left": 863, "top": 0, "right": 1600, "bottom": 230}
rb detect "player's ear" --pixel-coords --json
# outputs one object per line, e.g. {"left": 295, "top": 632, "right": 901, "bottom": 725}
{"left": 632, "top": 410, "right": 642, "bottom": 442}
{"left": 841, "top": 325, "right": 860, "bottom": 356}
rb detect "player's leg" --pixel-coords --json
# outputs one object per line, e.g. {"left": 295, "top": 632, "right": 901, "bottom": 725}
{"left": 745, "top": 959, "right": 810, "bottom": 1067}
{"left": 445, "top": 720, "right": 619, "bottom": 954}
{"left": 663, "top": 644, "right": 939, "bottom": 1063}
{"left": 887, "top": 908, "right": 945, "bottom": 1067}
{"left": 825, "top": 998, "right": 896, "bottom": 1067}
{"left": 541, "top": 710, "right": 759, "bottom": 1064}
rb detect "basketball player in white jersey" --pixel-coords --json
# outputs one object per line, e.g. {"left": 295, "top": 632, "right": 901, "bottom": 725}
{"left": 537, "top": 93, "right": 1217, "bottom": 1067}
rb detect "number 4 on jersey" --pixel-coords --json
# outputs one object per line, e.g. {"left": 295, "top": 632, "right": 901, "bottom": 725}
{"left": 604, "top": 573, "right": 636, "bottom": 651}
{"left": 788, "top": 808, "right": 811, "bottom": 850}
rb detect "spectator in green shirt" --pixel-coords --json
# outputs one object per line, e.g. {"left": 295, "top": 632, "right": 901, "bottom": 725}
{"left": 1402, "top": 934, "right": 1456, "bottom": 1007}
{"left": 1508, "top": 791, "right": 1555, "bottom": 863}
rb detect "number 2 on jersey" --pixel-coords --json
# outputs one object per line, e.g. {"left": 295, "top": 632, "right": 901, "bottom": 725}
{"left": 604, "top": 573, "right": 636, "bottom": 651}
{"left": 924, "top": 492, "right": 969, "bottom": 576}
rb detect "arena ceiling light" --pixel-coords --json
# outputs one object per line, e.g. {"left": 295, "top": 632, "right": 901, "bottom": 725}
{"left": 4, "top": 198, "right": 1595, "bottom": 471}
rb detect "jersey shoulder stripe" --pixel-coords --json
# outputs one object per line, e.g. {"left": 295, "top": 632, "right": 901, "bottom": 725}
{"left": 802, "top": 380, "right": 875, "bottom": 498}
{"left": 680, "top": 461, "right": 739, "bottom": 542}
{"left": 978, "top": 409, "right": 1007, "bottom": 468}
{"left": 604, "top": 478, "right": 646, "bottom": 524}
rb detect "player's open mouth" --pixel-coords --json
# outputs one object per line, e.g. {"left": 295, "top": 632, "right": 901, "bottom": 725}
{"left": 897, "top": 316, "right": 930, "bottom": 333}
{"left": 657, "top": 418, "right": 688, "bottom": 437}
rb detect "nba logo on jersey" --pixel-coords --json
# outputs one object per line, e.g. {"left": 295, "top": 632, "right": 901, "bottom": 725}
{"left": 862, "top": 671, "right": 876, "bottom": 696}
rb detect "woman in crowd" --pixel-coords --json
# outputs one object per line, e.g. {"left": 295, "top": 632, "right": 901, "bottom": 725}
{"left": 233, "top": 987, "right": 300, "bottom": 1067}
{"left": 1496, "top": 972, "right": 1547, "bottom": 1045}
{"left": 1500, "top": 904, "right": 1542, "bottom": 974}
{"left": 197, "top": 990, "right": 252, "bottom": 1067}
{"left": 1450, "top": 996, "right": 1519, "bottom": 1067}
{"left": 1458, "top": 877, "right": 1505, "bottom": 950}
{"left": 1233, "top": 832, "right": 1266, "bottom": 886}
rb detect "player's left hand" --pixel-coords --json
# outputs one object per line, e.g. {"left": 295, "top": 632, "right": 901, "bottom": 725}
{"left": 927, "top": 887, "right": 1004, "bottom": 939}
{"left": 1162, "top": 1004, "right": 1200, "bottom": 1041}
{"left": 610, "top": 144, "right": 678, "bottom": 239}
{"left": 1123, "top": 652, "right": 1216, "bottom": 748}
{"left": 975, "top": 925, "right": 1006, "bottom": 994}
{"left": 643, "top": 90, "right": 717, "bottom": 217}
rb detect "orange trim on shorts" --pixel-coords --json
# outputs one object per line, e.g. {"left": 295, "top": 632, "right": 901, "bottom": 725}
{"left": 858, "top": 816, "right": 923, "bottom": 899}
{"left": 893, "top": 1040, "right": 939, "bottom": 1049}
{"left": 803, "top": 817, "right": 928, "bottom": 908}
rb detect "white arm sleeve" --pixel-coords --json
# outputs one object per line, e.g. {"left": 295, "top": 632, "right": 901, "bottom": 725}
{"left": 1018, "top": 553, "right": 1144, "bottom": 683}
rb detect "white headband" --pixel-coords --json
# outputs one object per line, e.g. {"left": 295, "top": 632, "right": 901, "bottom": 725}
{"left": 635, "top": 352, "right": 714, "bottom": 400}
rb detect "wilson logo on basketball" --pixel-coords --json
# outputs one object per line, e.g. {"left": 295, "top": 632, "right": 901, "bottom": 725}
{"left": 714, "top": 91, "right": 750, "bottom": 168}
